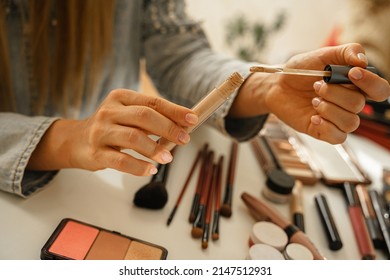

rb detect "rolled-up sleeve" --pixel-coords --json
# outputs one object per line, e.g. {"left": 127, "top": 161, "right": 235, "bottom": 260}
{"left": 0, "top": 113, "right": 59, "bottom": 197}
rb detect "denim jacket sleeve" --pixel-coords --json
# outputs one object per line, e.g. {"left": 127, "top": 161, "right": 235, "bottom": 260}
{"left": 0, "top": 113, "right": 59, "bottom": 197}
{"left": 142, "top": 0, "right": 268, "bottom": 142}
{"left": 0, "top": 0, "right": 268, "bottom": 198}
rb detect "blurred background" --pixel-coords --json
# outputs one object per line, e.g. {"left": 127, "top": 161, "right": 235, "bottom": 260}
{"left": 186, "top": 0, "right": 347, "bottom": 63}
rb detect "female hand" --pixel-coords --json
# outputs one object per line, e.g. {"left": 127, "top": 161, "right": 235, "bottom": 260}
{"left": 237, "top": 43, "right": 390, "bottom": 144}
{"left": 27, "top": 89, "right": 198, "bottom": 176}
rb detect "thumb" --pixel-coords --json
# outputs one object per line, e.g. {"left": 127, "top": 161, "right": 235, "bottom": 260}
{"left": 328, "top": 43, "right": 368, "bottom": 68}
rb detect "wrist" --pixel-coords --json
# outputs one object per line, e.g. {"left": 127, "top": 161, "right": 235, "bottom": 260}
{"left": 27, "top": 119, "right": 82, "bottom": 170}
{"left": 228, "top": 72, "right": 274, "bottom": 118}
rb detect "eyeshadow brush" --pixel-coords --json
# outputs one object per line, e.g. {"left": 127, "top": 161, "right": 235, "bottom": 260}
{"left": 167, "top": 150, "right": 202, "bottom": 226}
{"left": 192, "top": 151, "right": 214, "bottom": 238}
{"left": 211, "top": 155, "right": 224, "bottom": 240}
{"left": 220, "top": 141, "right": 238, "bottom": 217}
{"left": 133, "top": 162, "right": 171, "bottom": 210}
{"left": 202, "top": 164, "right": 217, "bottom": 249}
{"left": 188, "top": 144, "right": 209, "bottom": 223}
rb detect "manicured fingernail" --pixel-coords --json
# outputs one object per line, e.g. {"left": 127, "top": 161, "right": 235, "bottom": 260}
{"left": 350, "top": 68, "right": 363, "bottom": 80}
{"left": 312, "top": 97, "right": 322, "bottom": 108}
{"left": 185, "top": 113, "right": 198, "bottom": 125}
{"left": 161, "top": 150, "right": 173, "bottom": 163}
{"left": 311, "top": 115, "right": 322, "bottom": 125}
{"left": 357, "top": 53, "right": 368, "bottom": 64}
{"left": 313, "top": 81, "right": 322, "bottom": 93}
{"left": 178, "top": 131, "right": 190, "bottom": 143}
{"left": 149, "top": 166, "right": 158, "bottom": 175}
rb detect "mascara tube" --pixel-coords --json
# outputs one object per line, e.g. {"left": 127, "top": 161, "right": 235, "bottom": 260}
{"left": 314, "top": 194, "right": 343, "bottom": 251}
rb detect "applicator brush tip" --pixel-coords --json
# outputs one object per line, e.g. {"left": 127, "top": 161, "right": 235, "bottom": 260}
{"left": 191, "top": 227, "right": 203, "bottom": 239}
{"left": 220, "top": 204, "right": 232, "bottom": 217}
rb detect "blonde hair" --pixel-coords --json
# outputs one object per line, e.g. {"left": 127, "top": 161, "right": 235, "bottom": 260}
{"left": 0, "top": 0, "right": 115, "bottom": 116}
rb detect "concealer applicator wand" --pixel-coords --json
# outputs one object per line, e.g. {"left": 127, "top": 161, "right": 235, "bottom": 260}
{"left": 250, "top": 64, "right": 377, "bottom": 84}
{"left": 133, "top": 162, "right": 171, "bottom": 209}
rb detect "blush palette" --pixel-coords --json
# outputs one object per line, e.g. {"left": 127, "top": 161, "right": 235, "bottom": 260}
{"left": 41, "top": 218, "right": 168, "bottom": 260}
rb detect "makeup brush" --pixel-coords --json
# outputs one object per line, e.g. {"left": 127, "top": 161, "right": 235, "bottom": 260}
{"left": 133, "top": 162, "right": 171, "bottom": 209}
{"left": 211, "top": 155, "right": 224, "bottom": 241}
{"left": 188, "top": 144, "right": 209, "bottom": 223}
{"left": 220, "top": 142, "right": 238, "bottom": 217}
{"left": 166, "top": 150, "right": 202, "bottom": 226}
{"left": 191, "top": 151, "right": 214, "bottom": 238}
{"left": 202, "top": 164, "right": 216, "bottom": 249}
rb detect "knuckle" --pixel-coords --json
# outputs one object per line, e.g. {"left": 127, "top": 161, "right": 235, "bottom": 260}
{"left": 146, "top": 97, "right": 164, "bottom": 111}
{"left": 82, "top": 147, "right": 103, "bottom": 171}
{"left": 126, "top": 129, "right": 141, "bottom": 144}
{"left": 345, "top": 115, "right": 360, "bottom": 133}
{"left": 336, "top": 115, "right": 360, "bottom": 134}
{"left": 375, "top": 82, "right": 390, "bottom": 102}
{"left": 148, "top": 143, "right": 161, "bottom": 159}
{"left": 95, "top": 105, "right": 114, "bottom": 121}
{"left": 350, "top": 95, "right": 366, "bottom": 114}
{"left": 88, "top": 123, "right": 104, "bottom": 143}
{"left": 322, "top": 126, "right": 347, "bottom": 144}
{"left": 107, "top": 89, "right": 124, "bottom": 100}
{"left": 314, "top": 121, "right": 347, "bottom": 145}
{"left": 134, "top": 106, "right": 152, "bottom": 120}
{"left": 98, "top": 107, "right": 110, "bottom": 119}
{"left": 332, "top": 134, "right": 347, "bottom": 144}
{"left": 167, "top": 123, "right": 180, "bottom": 140}
{"left": 110, "top": 154, "right": 128, "bottom": 171}
{"left": 132, "top": 167, "right": 149, "bottom": 176}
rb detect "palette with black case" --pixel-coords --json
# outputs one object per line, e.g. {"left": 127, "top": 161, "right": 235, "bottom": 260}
{"left": 41, "top": 218, "right": 168, "bottom": 260}
{"left": 251, "top": 115, "right": 371, "bottom": 186}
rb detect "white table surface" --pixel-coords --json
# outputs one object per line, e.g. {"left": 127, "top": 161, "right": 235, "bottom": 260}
{"left": 1, "top": 125, "right": 389, "bottom": 260}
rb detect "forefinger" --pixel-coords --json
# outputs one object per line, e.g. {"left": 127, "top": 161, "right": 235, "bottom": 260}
{"left": 109, "top": 89, "right": 198, "bottom": 127}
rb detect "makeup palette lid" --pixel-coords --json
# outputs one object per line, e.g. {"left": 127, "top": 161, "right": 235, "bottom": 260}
{"left": 250, "top": 221, "right": 288, "bottom": 251}
{"left": 246, "top": 244, "right": 285, "bottom": 260}
{"left": 266, "top": 169, "right": 295, "bottom": 195}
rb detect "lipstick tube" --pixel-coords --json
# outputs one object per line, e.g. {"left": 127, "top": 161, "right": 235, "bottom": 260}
{"left": 343, "top": 182, "right": 376, "bottom": 260}
{"left": 355, "top": 184, "right": 383, "bottom": 248}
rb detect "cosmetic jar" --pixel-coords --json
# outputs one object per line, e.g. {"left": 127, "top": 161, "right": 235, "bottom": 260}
{"left": 248, "top": 221, "right": 288, "bottom": 251}
{"left": 262, "top": 168, "right": 295, "bottom": 204}
{"left": 283, "top": 243, "right": 313, "bottom": 260}
{"left": 246, "top": 244, "right": 285, "bottom": 260}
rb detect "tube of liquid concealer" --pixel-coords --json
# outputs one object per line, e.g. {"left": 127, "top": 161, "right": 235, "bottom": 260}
{"left": 158, "top": 72, "right": 245, "bottom": 151}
